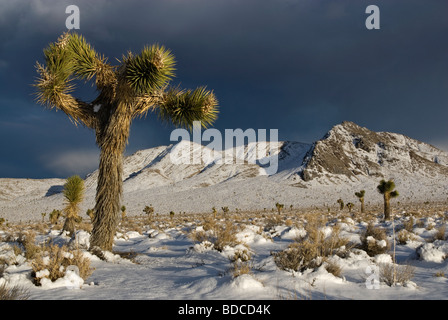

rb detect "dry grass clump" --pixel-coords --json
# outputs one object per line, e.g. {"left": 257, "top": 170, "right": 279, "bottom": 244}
{"left": 324, "top": 260, "right": 343, "bottom": 277}
{"left": 17, "top": 231, "right": 41, "bottom": 260}
{"left": 0, "top": 283, "right": 29, "bottom": 300}
{"left": 231, "top": 260, "right": 253, "bottom": 278}
{"left": 396, "top": 229, "right": 416, "bottom": 245}
{"left": 432, "top": 225, "right": 446, "bottom": 241}
{"left": 360, "top": 223, "right": 390, "bottom": 257}
{"left": 118, "top": 217, "right": 143, "bottom": 235}
{"left": 263, "top": 214, "right": 285, "bottom": 231}
{"left": 31, "top": 243, "right": 93, "bottom": 286}
{"left": 402, "top": 217, "right": 414, "bottom": 233}
{"left": 379, "top": 263, "right": 415, "bottom": 286}
{"left": 210, "top": 221, "right": 240, "bottom": 252}
{"left": 190, "top": 217, "right": 241, "bottom": 252}
{"left": 274, "top": 223, "right": 349, "bottom": 273}
{"left": 415, "top": 218, "right": 425, "bottom": 228}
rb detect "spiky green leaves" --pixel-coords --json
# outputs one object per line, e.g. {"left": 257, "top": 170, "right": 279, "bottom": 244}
{"left": 355, "top": 190, "right": 365, "bottom": 199}
{"left": 67, "top": 33, "right": 101, "bottom": 82}
{"left": 35, "top": 32, "right": 115, "bottom": 108}
{"left": 62, "top": 175, "right": 85, "bottom": 236}
{"left": 34, "top": 33, "right": 76, "bottom": 106}
{"left": 377, "top": 179, "right": 398, "bottom": 196}
{"left": 63, "top": 175, "right": 85, "bottom": 206}
{"left": 159, "top": 86, "right": 219, "bottom": 129}
{"left": 125, "top": 45, "right": 175, "bottom": 95}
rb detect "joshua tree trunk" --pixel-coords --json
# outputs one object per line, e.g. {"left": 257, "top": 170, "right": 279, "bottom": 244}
{"left": 90, "top": 104, "right": 132, "bottom": 251}
{"left": 63, "top": 217, "right": 76, "bottom": 237}
{"left": 360, "top": 199, "right": 365, "bottom": 214}
{"left": 383, "top": 193, "right": 391, "bottom": 220}
{"left": 377, "top": 180, "right": 398, "bottom": 221}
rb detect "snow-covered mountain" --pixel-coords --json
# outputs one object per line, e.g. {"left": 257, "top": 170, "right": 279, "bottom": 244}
{"left": 299, "top": 121, "right": 448, "bottom": 183}
{"left": 1, "top": 121, "right": 447, "bottom": 222}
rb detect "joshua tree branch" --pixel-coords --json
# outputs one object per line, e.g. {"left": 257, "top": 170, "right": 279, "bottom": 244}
{"left": 132, "top": 91, "right": 164, "bottom": 118}
{"left": 34, "top": 62, "right": 97, "bottom": 128}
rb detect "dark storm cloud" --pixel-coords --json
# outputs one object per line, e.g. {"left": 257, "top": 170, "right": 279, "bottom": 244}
{"left": 0, "top": 0, "right": 447, "bottom": 178}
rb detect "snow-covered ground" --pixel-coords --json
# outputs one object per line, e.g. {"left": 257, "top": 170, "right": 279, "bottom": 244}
{"left": 1, "top": 123, "right": 448, "bottom": 302}
{"left": 1, "top": 207, "right": 447, "bottom": 301}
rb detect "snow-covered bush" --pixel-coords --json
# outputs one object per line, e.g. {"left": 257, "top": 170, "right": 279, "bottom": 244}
{"left": 360, "top": 223, "right": 390, "bottom": 256}
{"left": 191, "top": 219, "right": 240, "bottom": 252}
{"left": 396, "top": 229, "right": 415, "bottom": 245}
{"left": 31, "top": 244, "right": 93, "bottom": 287}
{"left": 274, "top": 225, "right": 349, "bottom": 273}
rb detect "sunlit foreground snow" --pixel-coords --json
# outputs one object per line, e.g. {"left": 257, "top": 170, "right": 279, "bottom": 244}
{"left": 1, "top": 208, "right": 448, "bottom": 300}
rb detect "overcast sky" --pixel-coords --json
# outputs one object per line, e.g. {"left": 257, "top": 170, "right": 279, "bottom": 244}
{"left": 0, "top": 0, "right": 447, "bottom": 178}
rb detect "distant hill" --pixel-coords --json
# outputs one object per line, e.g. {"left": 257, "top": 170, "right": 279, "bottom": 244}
{"left": 1, "top": 121, "right": 447, "bottom": 222}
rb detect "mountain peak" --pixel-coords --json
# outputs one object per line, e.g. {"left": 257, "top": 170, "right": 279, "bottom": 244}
{"left": 300, "top": 121, "right": 448, "bottom": 182}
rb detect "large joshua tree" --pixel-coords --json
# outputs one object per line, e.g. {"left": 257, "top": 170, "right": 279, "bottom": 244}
{"left": 377, "top": 179, "right": 399, "bottom": 220}
{"left": 34, "top": 32, "right": 218, "bottom": 251}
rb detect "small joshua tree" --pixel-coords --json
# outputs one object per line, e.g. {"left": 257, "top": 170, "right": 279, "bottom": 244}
{"left": 355, "top": 190, "right": 366, "bottom": 213}
{"left": 346, "top": 202, "right": 354, "bottom": 213}
{"left": 34, "top": 32, "right": 218, "bottom": 251}
{"left": 377, "top": 179, "right": 399, "bottom": 220}
{"left": 62, "top": 175, "right": 85, "bottom": 237}
{"left": 275, "top": 202, "right": 284, "bottom": 215}
{"left": 121, "top": 205, "right": 127, "bottom": 221}
{"left": 49, "top": 209, "right": 62, "bottom": 225}
{"left": 143, "top": 205, "right": 155, "bottom": 223}
{"left": 337, "top": 199, "right": 344, "bottom": 211}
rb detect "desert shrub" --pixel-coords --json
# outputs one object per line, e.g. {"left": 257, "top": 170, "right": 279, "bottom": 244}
{"left": 285, "top": 219, "right": 294, "bottom": 227}
{"left": 402, "top": 217, "right": 414, "bottom": 233}
{"left": 360, "top": 223, "right": 390, "bottom": 256}
{"left": 232, "top": 247, "right": 252, "bottom": 262}
{"left": 379, "top": 263, "right": 415, "bottom": 286}
{"left": 190, "top": 229, "right": 208, "bottom": 243}
{"left": 325, "top": 260, "right": 342, "bottom": 278}
{"left": 17, "top": 231, "right": 41, "bottom": 260}
{"left": 263, "top": 214, "right": 284, "bottom": 231}
{"left": 274, "top": 225, "right": 349, "bottom": 273}
{"left": 396, "top": 229, "right": 415, "bottom": 245}
{"left": 212, "top": 221, "right": 240, "bottom": 251}
{"left": 415, "top": 219, "right": 425, "bottom": 228}
{"left": 31, "top": 244, "right": 93, "bottom": 286}
{"left": 433, "top": 225, "right": 446, "bottom": 241}
{"left": 230, "top": 247, "right": 253, "bottom": 278}
{"left": 191, "top": 219, "right": 240, "bottom": 252}
{"left": 231, "top": 260, "right": 253, "bottom": 278}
